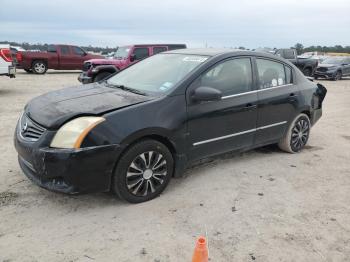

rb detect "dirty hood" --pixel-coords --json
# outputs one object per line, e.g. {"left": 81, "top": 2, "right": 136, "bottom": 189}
{"left": 25, "top": 83, "right": 153, "bottom": 129}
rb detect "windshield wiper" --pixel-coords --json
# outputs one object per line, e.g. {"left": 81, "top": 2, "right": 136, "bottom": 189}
{"left": 105, "top": 82, "right": 147, "bottom": 96}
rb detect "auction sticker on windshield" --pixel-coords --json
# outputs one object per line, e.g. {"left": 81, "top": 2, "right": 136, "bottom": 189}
{"left": 183, "top": 56, "right": 208, "bottom": 63}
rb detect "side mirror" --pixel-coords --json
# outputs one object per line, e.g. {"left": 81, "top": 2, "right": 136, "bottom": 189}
{"left": 191, "top": 86, "right": 222, "bottom": 102}
{"left": 130, "top": 54, "right": 136, "bottom": 62}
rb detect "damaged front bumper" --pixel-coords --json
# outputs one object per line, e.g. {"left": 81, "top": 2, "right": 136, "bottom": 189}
{"left": 78, "top": 72, "right": 93, "bottom": 84}
{"left": 14, "top": 127, "right": 122, "bottom": 194}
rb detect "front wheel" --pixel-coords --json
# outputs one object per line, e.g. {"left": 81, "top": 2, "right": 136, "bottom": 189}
{"left": 112, "top": 139, "right": 174, "bottom": 203}
{"left": 278, "top": 113, "right": 311, "bottom": 153}
{"left": 93, "top": 71, "right": 112, "bottom": 82}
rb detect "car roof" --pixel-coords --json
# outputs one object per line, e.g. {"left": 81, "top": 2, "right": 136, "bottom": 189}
{"left": 164, "top": 48, "right": 294, "bottom": 64}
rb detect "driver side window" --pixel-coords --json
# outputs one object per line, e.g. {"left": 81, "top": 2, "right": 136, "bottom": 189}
{"left": 197, "top": 58, "right": 253, "bottom": 96}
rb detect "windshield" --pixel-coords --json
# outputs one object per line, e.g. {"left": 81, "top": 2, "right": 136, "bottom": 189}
{"left": 114, "top": 46, "right": 131, "bottom": 59}
{"left": 107, "top": 54, "right": 208, "bottom": 95}
{"left": 321, "top": 57, "right": 344, "bottom": 64}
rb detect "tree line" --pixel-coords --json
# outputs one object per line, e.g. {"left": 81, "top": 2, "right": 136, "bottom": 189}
{"left": 293, "top": 43, "right": 350, "bottom": 55}
{"left": 1, "top": 41, "right": 349, "bottom": 55}
{"left": 0, "top": 41, "right": 116, "bottom": 54}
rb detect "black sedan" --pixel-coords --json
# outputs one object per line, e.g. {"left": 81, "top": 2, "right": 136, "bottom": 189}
{"left": 314, "top": 56, "right": 350, "bottom": 80}
{"left": 14, "top": 49, "right": 327, "bottom": 203}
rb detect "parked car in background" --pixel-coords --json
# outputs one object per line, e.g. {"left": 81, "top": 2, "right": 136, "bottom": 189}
{"left": 0, "top": 44, "right": 16, "bottom": 78}
{"left": 17, "top": 44, "right": 104, "bottom": 74}
{"left": 78, "top": 44, "right": 187, "bottom": 84}
{"left": 314, "top": 57, "right": 350, "bottom": 80}
{"left": 15, "top": 49, "right": 327, "bottom": 203}
{"left": 275, "top": 49, "right": 318, "bottom": 76}
{"left": 298, "top": 53, "right": 327, "bottom": 63}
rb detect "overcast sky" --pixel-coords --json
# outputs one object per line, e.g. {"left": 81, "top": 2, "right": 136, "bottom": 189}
{"left": 1, "top": 0, "right": 349, "bottom": 49}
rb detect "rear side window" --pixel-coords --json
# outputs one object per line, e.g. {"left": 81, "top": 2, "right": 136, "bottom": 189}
{"left": 72, "top": 46, "right": 85, "bottom": 55}
{"left": 153, "top": 46, "right": 167, "bottom": 54}
{"left": 60, "top": 46, "right": 70, "bottom": 55}
{"left": 47, "top": 45, "right": 57, "bottom": 53}
{"left": 256, "top": 59, "right": 286, "bottom": 89}
{"left": 198, "top": 58, "right": 253, "bottom": 96}
{"left": 168, "top": 45, "right": 186, "bottom": 51}
{"left": 133, "top": 48, "right": 149, "bottom": 60}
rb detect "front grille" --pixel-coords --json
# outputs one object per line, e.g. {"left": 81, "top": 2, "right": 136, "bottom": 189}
{"left": 82, "top": 62, "right": 92, "bottom": 71}
{"left": 317, "top": 67, "right": 328, "bottom": 72}
{"left": 19, "top": 114, "right": 46, "bottom": 142}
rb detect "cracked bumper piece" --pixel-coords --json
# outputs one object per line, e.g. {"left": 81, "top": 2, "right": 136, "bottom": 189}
{"left": 15, "top": 137, "right": 122, "bottom": 194}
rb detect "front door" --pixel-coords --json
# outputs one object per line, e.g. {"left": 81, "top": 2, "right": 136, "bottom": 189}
{"left": 186, "top": 57, "right": 258, "bottom": 161}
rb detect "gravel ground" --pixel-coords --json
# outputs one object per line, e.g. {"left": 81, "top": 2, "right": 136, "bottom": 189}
{"left": 0, "top": 70, "right": 349, "bottom": 262}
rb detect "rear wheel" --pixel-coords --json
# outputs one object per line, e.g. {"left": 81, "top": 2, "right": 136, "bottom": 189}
{"left": 332, "top": 71, "right": 342, "bottom": 81}
{"left": 32, "top": 60, "right": 47, "bottom": 74}
{"left": 112, "top": 139, "right": 174, "bottom": 203}
{"left": 303, "top": 67, "right": 312, "bottom": 76}
{"left": 278, "top": 113, "right": 311, "bottom": 153}
{"left": 93, "top": 72, "right": 112, "bottom": 82}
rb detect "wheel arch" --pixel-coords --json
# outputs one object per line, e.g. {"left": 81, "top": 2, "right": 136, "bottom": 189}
{"left": 110, "top": 129, "right": 184, "bottom": 185}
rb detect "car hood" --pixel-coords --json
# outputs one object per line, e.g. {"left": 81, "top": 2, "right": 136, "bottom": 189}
{"left": 25, "top": 83, "right": 154, "bottom": 129}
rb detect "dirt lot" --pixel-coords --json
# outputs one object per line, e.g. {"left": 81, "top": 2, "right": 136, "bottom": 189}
{"left": 0, "top": 71, "right": 349, "bottom": 262}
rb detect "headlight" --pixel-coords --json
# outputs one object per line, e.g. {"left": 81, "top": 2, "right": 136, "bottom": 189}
{"left": 327, "top": 66, "right": 336, "bottom": 71}
{"left": 50, "top": 116, "right": 105, "bottom": 149}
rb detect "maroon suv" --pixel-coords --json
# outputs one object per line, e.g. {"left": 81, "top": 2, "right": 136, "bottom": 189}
{"left": 78, "top": 44, "right": 186, "bottom": 83}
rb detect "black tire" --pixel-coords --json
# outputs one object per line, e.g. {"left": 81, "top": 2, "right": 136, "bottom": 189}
{"left": 278, "top": 113, "right": 311, "bottom": 153}
{"left": 93, "top": 72, "right": 112, "bottom": 82}
{"left": 112, "top": 139, "right": 174, "bottom": 203}
{"left": 303, "top": 68, "right": 312, "bottom": 77}
{"left": 24, "top": 69, "right": 33, "bottom": 73}
{"left": 32, "top": 60, "right": 47, "bottom": 74}
{"left": 332, "top": 71, "right": 342, "bottom": 81}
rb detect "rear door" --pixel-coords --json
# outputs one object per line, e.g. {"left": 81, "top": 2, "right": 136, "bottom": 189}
{"left": 254, "top": 58, "right": 299, "bottom": 145}
{"left": 130, "top": 47, "right": 150, "bottom": 65}
{"left": 186, "top": 57, "right": 258, "bottom": 160}
{"left": 58, "top": 45, "right": 74, "bottom": 69}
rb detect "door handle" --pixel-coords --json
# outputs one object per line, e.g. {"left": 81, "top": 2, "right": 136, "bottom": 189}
{"left": 245, "top": 103, "right": 257, "bottom": 110}
{"left": 289, "top": 93, "right": 298, "bottom": 100}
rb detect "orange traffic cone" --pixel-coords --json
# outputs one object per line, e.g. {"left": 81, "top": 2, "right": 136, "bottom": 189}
{"left": 192, "top": 236, "right": 209, "bottom": 262}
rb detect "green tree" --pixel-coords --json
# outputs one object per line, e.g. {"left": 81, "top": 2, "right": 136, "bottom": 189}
{"left": 294, "top": 43, "right": 304, "bottom": 55}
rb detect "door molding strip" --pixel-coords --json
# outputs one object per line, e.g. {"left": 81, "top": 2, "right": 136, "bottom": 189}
{"left": 193, "top": 121, "right": 287, "bottom": 146}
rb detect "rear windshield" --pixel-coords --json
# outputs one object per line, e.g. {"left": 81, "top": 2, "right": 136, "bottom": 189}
{"left": 107, "top": 54, "right": 208, "bottom": 95}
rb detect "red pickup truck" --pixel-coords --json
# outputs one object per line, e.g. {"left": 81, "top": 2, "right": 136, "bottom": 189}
{"left": 18, "top": 44, "right": 104, "bottom": 74}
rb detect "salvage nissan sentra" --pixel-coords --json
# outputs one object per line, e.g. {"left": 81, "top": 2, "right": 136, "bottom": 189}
{"left": 14, "top": 49, "right": 327, "bottom": 203}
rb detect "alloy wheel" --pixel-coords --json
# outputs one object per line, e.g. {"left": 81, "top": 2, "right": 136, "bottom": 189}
{"left": 290, "top": 118, "right": 310, "bottom": 151}
{"left": 126, "top": 151, "right": 168, "bottom": 197}
{"left": 34, "top": 63, "right": 46, "bottom": 74}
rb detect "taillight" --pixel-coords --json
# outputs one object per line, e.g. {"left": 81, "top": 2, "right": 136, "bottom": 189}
{"left": 0, "top": 48, "right": 13, "bottom": 62}
{"left": 16, "top": 52, "right": 23, "bottom": 62}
